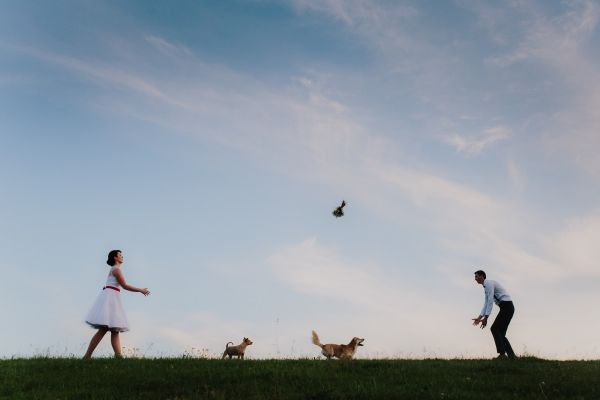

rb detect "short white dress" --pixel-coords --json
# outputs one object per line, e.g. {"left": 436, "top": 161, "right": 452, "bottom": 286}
{"left": 85, "top": 267, "right": 130, "bottom": 332}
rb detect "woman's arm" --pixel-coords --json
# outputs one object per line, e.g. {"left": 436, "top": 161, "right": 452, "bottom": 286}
{"left": 112, "top": 268, "right": 150, "bottom": 296}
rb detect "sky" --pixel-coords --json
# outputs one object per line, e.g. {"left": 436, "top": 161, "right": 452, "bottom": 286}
{"left": 1, "top": 0, "right": 600, "bottom": 360}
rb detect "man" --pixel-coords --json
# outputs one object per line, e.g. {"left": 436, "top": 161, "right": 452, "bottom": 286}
{"left": 472, "top": 270, "right": 517, "bottom": 359}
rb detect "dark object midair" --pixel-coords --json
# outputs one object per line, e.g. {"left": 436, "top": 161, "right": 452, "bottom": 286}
{"left": 332, "top": 200, "right": 346, "bottom": 218}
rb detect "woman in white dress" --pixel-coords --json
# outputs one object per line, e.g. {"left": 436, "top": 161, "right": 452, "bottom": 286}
{"left": 83, "top": 250, "right": 150, "bottom": 358}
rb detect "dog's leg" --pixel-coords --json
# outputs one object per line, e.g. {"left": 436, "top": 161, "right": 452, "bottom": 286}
{"left": 222, "top": 351, "right": 227, "bottom": 359}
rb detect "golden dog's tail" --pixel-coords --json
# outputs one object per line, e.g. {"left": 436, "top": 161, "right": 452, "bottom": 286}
{"left": 311, "top": 330, "right": 323, "bottom": 348}
{"left": 226, "top": 342, "right": 234, "bottom": 348}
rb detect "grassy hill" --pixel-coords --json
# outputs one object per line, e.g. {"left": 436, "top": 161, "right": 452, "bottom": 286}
{"left": 2, "top": 357, "right": 600, "bottom": 399}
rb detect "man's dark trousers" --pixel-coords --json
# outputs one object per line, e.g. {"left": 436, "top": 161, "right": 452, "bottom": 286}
{"left": 490, "top": 301, "right": 515, "bottom": 358}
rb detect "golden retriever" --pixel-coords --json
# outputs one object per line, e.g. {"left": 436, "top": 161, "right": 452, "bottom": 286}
{"left": 312, "top": 330, "right": 364, "bottom": 359}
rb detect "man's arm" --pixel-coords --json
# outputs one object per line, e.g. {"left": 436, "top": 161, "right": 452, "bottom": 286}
{"left": 472, "top": 283, "right": 493, "bottom": 328}
{"left": 482, "top": 282, "right": 494, "bottom": 317}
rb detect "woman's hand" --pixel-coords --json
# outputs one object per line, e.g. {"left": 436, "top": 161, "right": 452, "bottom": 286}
{"left": 140, "top": 288, "right": 151, "bottom": 296}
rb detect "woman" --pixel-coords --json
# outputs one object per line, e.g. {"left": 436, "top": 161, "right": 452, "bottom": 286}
{"left": 84, "top": 250, "right": 150, "bottom": 358}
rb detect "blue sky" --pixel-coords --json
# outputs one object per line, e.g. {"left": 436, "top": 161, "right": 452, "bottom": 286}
{"left": 1, "top": 0, "right": 600, "bottom": 359}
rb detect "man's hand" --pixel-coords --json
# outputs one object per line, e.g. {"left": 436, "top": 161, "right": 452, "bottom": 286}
{"left": 480, "top": 316, "right": 488, "bottom": 329}
{"left": 472, "top": 316, "right": 488, "bottom": 328}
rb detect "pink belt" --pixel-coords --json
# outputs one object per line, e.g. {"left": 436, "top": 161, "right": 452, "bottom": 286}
{"left": 103, "top": 285, "right": 120, "bottom": 292}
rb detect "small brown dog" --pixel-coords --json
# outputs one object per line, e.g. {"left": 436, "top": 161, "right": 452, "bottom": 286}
{"left": 311, "top": 330, "right": 364, "bottom": 359}
{"left": 222, "top": 337, "right": 253, "bottom": 359}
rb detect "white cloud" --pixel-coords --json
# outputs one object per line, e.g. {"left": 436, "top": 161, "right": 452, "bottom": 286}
{"left": 507, "top": 158, "right": 526, "bottom": 190}
{"left": 293, "top": 0, "right": 600, "bottom": 177}
{"left": 268, "top": 237, "right": 397, "bottom": 310}
{"left": 291, "top": 0, "right": 418, "bottom": 28}
{"left": 266, "top": 237, "right": 488, "bottom": 358}
{"left": 478, "top": 0, "right": 600, "bottom": 176}
{"left": 265, "top": 236, "right": 599, "bottom": 359}
{"left": 441, "top": 126, "right": 511, "bottom": 156}
{"left": 144, "top": 34, "right": 192, "bottom": 56}
{"left": 290, "top": 0, "right": 424, "bottom": 77}
{"left": 462, "top": 0, "right": 513, "bottom": 46}
{"left": 486, "top": 0, "right": 599, "bottom": 67}
{"left": 154, "top": 312, "right": 251, "bottom": 357}
{"left": 547, "top": 213, "right": 600, "bottom": 277}
{"left": 9, "top": 44, "right": 194, "bottom": 110}
{"left": 8, "top": 23, "right": 600, "bottom": 358}
{"left": 13, "top": 40, "right": 568, "bottom": 284}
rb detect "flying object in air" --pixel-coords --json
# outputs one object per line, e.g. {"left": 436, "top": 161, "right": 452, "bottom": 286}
{"left": 332, "top": 200, "right": 346, "bottom": 218}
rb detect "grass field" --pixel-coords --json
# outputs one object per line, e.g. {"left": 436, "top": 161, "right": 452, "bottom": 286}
{"left": 2, "top": 357, "right": 600, "bottom": 399}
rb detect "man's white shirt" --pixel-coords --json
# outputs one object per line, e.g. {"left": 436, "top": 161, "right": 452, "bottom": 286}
{"left": 481, "top": 279, "right": 512, "bottom": 317}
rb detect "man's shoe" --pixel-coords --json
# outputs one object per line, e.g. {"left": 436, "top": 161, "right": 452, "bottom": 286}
{"left": 494, "top": 354, "right": 508, "bottom": 360}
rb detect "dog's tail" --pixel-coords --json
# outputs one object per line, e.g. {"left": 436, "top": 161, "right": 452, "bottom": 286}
{"left": 311, "top": 330, "right": 323, "bottom": 348}
{"left": 225, "top": 342, "right": 234, "bottom": 348}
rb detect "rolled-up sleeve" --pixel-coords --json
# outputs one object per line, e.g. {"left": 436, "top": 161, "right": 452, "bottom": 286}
{"left": 480, "top": 282, "right": 494, "bottom": 316}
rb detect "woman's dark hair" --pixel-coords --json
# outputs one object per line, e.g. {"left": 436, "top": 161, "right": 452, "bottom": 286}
{"left": 107, "top": 250, "right": 122, "bottom": 266}
{"left": 474, "top": 270, "right": 486, "bottom": 279}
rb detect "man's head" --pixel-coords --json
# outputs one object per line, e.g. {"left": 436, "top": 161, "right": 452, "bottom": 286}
{"left": 474, "top": 270, "right": 486, "bottom": 285}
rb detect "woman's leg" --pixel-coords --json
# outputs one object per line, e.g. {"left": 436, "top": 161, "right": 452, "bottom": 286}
{"left": 84, "top": 328, "right": 108, "bottom": 358}
{"left": 110, "top": 331, "right": 122, "bottom": 358}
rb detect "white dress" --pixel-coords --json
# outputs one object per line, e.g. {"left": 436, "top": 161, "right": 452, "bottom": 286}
{"left": 85, "top": 267, "right": 130, "bottom": 332}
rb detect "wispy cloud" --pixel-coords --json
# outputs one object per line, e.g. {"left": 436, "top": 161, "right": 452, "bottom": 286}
{"left": 290, "top": 0, "right": 421, "bottom": 74}
{"left": 10, "top": 37, "right": 571, "bottom": 284}
{"left": 6, "top": 18, "right": 600, "bottom": 358}
{"left": 268, "top": 237, "right": 396, "bottom": 310}
{"left": 486, "top": 0, "right": 600, "bottom": 67}
{"left": 441, "top": 126, "right": 511, "bottom": 156}
{"left": 266, "top": 237, "right": 483, "bottom": 358}
{"left": 291, "top": 0, "right": 418, "bottom": 27}
{"left": 287, "top": 0, "right": 521, "bottom": 163}
{"left": 144, "top": 34, "right": 192, "bottom": 56}
{"left": 507, "top": 158, "right": 526, "bottom": 190}
{"left": 476, "top": 0, "right": 600, "bottom": 176}
{"left": 264, "top": 233, "right": 595, "bottom": 359}
{"left": 7, "top": 43, "right": 195, "bottom": 110}
{"left": 292, "top": 0, "right": 600, "bottom": 178}
{"left": 547, "top": 213, "right": 600, "bottom": 277}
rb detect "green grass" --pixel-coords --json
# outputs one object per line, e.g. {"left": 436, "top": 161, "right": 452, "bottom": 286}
{"left": 2, "top": 358, "right": 600, "bottom": 399}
